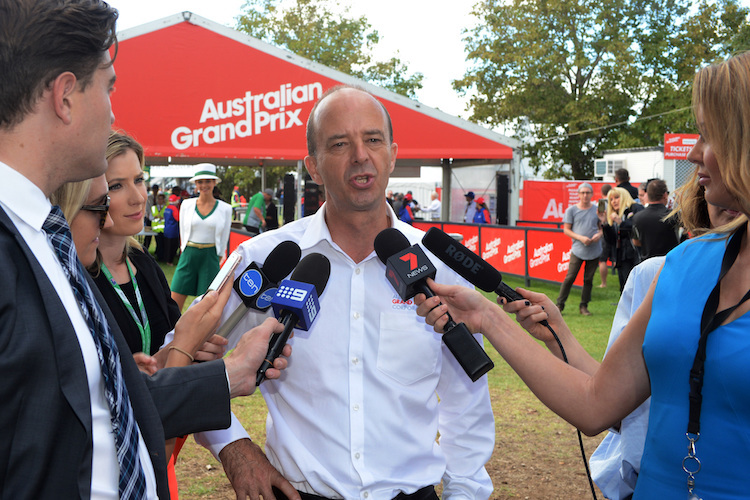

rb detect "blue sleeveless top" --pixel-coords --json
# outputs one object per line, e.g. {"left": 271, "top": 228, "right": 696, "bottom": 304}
{"left": 636, "top": 232, "right": 750, "bottom": 498}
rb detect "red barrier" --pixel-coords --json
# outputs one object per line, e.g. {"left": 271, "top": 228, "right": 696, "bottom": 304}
{"left": 526, "top": 230, "right": 583, "bottom": 286}
{"left": 480, "top": 226, "right": 526, "bottom": 277}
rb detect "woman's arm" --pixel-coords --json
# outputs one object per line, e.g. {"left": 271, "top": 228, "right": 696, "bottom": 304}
{"left": 415, "top": 279, "right": 653, "bottom": 435}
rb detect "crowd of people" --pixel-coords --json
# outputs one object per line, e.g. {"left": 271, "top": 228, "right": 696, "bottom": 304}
{"left": 2, "top": 2, "right": 749, "bottom": 500}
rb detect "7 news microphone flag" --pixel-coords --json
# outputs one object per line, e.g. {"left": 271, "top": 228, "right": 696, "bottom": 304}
{"left": 374, "top": 227, "right": 493, "bottom": 382}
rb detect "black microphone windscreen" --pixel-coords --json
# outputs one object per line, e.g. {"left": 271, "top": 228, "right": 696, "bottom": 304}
{"left": 374, "top": 227, "right": 411, "bottom": 264}
{"left": 290, "top": 253, "right": 331, "bottom": 296}
{"left": 263, "top": 240, "right": 302, "bottom": 283}
{"left": 422, "top": 227, "right": 502, "bottom": 292}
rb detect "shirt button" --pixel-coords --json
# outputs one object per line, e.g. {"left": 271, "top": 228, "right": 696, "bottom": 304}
{"left": 355, "top": 452, "right": 361, "bottom": 459}
{"left": 352, "top": 357, "right": 359, "bottom": 365}
{"left": 363, "top": 493, "right": 369, "bottom": 498}
{"left": 355, "top": 268, "right": 361, "bottom": 275}
{"left": 353, "top": 312, "right": 360, "bottom": 320}
{"left": 353, "top": 404, "right": 359, "bottom": 411}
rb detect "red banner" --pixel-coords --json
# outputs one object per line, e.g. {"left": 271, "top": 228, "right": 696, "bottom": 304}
{"left": 480, "top": 226, "right": 526, "bottom": 277}
{"left": 442, "top": 224, "right": 480, "bottom": 254}
{"left": 526, "top": 230, "right": 582, "bottom": 286}
{"left": 520, "top": 180, "right": 615, "bottom": 223}
{"left": 664, "top": 133, "right": 699, "bottom": 160}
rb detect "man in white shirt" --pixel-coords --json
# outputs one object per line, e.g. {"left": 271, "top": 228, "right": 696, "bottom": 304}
{"left": 422, "top": 192, "right": 442, "bottom": 220}
{"left": 204, "top": 86, "right": 495, "bottom": 499}
{"left": 0, "top": 2, "right": 291, "bottom": 498}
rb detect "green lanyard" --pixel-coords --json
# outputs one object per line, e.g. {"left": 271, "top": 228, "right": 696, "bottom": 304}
{"left": 101, "top": 260, "right": 151, "bottom": 353}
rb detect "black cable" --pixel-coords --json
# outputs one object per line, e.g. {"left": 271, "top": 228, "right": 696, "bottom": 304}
{"left": 544, "top": 322, "right": 599, "bottom": 500}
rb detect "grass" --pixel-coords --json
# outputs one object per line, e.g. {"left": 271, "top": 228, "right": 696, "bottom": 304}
{"left": 152, "top": 238, "right": 619, "bottom": 499}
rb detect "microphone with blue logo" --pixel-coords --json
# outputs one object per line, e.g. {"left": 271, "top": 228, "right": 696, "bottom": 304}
{"left": 216, "top": 241, "right": 302, "bottom": 339}
{"left": 374, "top": 227, "right": 494, "bottom": 382}
{"left": 256, "top": 252, "right": 331, "bottom": 385}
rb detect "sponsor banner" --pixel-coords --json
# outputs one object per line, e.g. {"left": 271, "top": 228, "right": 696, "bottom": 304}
{"left": 520, "top": 180, "right": 615, "bottom": 223}
{"left": 442, "top": 224, "right": 479, "bottom": 254}
{"left": 480, "top": 226, "right": 526, "bottom": 277}
{"left": 526, "top": 230, "right": 583, "bottom": 286}
{"left": 664, "top": 133, "right": 699, "bottom": 160}
{"left": 413, "top": 221, "right": 440, "bottom": 232}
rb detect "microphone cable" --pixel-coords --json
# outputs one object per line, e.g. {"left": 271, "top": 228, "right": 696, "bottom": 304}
{"left": 540, "top": 320, "right": 599, "bottom": 500}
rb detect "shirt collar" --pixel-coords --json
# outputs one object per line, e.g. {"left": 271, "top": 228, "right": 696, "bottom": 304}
{"left": 0, "top": 160, "right": 52, "bottom": 231}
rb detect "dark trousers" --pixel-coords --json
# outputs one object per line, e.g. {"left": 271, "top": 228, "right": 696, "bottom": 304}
{"left": 556, "top": 253, "right": 598, "bottom": 307}
{"left": 163, "top": 236, "right": 179, "bottom": 264}
{"left": 272, "top": 485, "right": 438, "bottom": 500}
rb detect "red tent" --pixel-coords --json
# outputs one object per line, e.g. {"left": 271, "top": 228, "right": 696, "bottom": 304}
{"left": 111, "top": 12, "right": 519, "bottom": 172}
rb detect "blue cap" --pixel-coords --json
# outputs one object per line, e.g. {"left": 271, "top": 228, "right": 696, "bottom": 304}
{"left": 465, "top": 191, "right": 475, "bottom": 199}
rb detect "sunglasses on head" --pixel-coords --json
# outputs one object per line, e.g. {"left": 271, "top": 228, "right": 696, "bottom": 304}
{"left": 80, "top": 195, "right": 110, "bottom": 229}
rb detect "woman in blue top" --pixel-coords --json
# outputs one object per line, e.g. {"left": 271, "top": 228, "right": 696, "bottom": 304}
{"left": 473, "top": 197, "right": 491, "bottom": 224}
{"left": 415, "top": 51, "right": 750, "bottom": 499}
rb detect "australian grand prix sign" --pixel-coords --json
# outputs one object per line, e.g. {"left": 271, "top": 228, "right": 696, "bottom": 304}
{"left": 170, "top": 81, "right": 323, "bottom": 150}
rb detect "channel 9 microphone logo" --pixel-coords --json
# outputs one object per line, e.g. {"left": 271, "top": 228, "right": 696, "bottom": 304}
{"left": 273, "top": 281, "right": 319, "bottom": 330}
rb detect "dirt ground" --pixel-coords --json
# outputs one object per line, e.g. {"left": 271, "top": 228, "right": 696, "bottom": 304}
{"left": 175, "top": 390, "right": 606, "bottom": 499}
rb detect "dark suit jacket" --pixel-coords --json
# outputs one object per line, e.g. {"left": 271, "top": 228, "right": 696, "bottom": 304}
{"left": 0, "top": 207, "right": 231, "bottom": 499}
{"left": 92, "top": 246, "right": 182, "bottom": 355}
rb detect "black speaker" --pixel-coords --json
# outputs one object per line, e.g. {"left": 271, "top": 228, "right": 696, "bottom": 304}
{"left": 283, "top": 173, "right": 296, "bottom": 225}
{"left": 303, "top": 174, "right": 320, "bottom": 217}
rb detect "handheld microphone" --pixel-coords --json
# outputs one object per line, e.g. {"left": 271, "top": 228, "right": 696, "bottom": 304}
{"left": 255, "top": 252, "right": 331, "bottom": 385}
{"left": 374, "top": 228, "right": 494, "bottom": 382}
{"left": 422, "top": 227, "right": 549, "bottom": 327}
{"left": 216, "top": 241, "right": 302, "bottom": 338}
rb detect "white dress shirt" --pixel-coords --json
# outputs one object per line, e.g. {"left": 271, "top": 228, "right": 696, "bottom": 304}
{"left": 196, "top": 203, "right": 495, "bottom": 499}
{"left": 589, "top": 256, "right": 664, "bottom": 500}
{"left": 0, "top": 161, "right": 157, "bottom": 499}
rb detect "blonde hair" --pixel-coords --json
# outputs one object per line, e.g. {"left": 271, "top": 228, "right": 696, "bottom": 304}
{"left": 90, "top": 130, "right": 146, "bottom": 273}
{"left": 49, "top": 179, "right": 94, "bottom": 223}
{"left": 606, "top": 187, "right": 635, "bottom": 225}
{"left": 692, "top": 51, "right": 750, "bottom": 218}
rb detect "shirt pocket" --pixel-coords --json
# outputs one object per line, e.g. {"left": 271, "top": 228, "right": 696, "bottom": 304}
{"left": 377, "top": 312, "right": 440, "bottom": 385}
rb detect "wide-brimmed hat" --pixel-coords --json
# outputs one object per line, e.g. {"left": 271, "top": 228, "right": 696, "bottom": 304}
{"left": 189, "top": 163, "right": 221, "bottom": 183}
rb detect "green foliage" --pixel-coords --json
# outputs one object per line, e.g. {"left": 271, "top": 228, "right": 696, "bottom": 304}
{"left": 456, "top": 0, "right": 750, "bottom": 179}
{"left": 235, "top": 0, "right": 423, "bottom": 98}
{"left": 215, "top": 165, "right": 291, "bottom": 202}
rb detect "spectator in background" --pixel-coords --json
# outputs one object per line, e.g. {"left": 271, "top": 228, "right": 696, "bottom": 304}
{"left": 243, "top": 188, "right": 272, "bottom": 235}
{"left": 464, "top": 191, "right": 477, "bottom": 222}
{"left": 265, "top": 191, "right": 279, "bottom": 231}
{"left": 598, "top": 184, "right": 613, "bottom": 288}
{"left": 231, "top": 185, "right": 242, "bottom": 219}
{"left": 631, "top": 179, "right": 680, "bottom": 260}
{"left": 473, "top": 197, "right": 491, "bottom": 223}
{"left": 556, "top": 182, "right": 602, "bottom": 316}
{"left": 151, "top": 192, "right": 166, "bottom": 262}
{"left": 386, "top": 189, "right": 395, "bottom": 209}
{"left": 421, "top": 191, "right": 442, "bottom": 220}
{"left": 398, "top": 192, "right": 415, "bottom": 224}
{"left": 163, "top": 194, "right": 180, "bottom": 266}
{"left": 637, "top": 182, "right": 648, "bottom": 205}
{"left": 603, "top": 187, "right": 644, "bottom": 291}
{"left": 614, "top": 168, "right": 639, "bottom": 200}
{"left": 170, "top": 163, "right": 232, "bottom": 310}
{"left": 143, "top": 183, "right": 159, "bottom": 252}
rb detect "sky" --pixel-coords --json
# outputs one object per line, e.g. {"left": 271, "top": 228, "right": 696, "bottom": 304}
{"left": 108, "top": 0, "right": 478, "bottom": 119}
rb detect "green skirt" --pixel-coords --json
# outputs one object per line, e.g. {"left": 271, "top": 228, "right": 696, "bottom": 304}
{"left": 170, "top": 245, "right": 220, "bottom": 296}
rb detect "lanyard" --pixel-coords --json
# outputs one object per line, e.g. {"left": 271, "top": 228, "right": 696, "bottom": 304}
{"left": 101, "top": 260, "right": 152, "bottom": 353}
{"left": 683, "top": 223, "right": 750, "bottom": 499}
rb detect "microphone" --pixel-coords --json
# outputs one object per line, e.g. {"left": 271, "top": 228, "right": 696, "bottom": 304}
{"left": 374, "top": 228, "right": 494, "bottom": 382}
{"left": 255, "top": 252, "right": 331, "bottom": 385}
{"left": 216, "top": 241, "right": 302, "bottom": 338}
{"left": 422, "top": 227, "right": 549, "bottom": 327}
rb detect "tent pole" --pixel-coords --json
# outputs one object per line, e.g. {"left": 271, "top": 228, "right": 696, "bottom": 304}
{"left": 441, "top": 158, "right": 451, "bottom": 222}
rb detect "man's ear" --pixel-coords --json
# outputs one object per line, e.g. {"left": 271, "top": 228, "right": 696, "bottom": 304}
{"left": 51, "top": 72, "right": 78, "bottom": 125}
{"left": 304, "top": 155, "right": 324, "bottom": 185}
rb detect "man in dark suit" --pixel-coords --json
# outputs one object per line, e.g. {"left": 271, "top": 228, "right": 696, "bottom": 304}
{"left": 632, "top": 179, "right": 680, "bottom": 259}
{"left": 0, "top": 2, "right": 293, "bottom": 498}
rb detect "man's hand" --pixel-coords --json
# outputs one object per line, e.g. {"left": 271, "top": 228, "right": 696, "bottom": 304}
{"left": 224, "top": 317, "right": 291, "bottom": 398}
{"left": 194, "top": 334, "right": 229, "bottom": 362}
{"left": 219, "top": 439, "right": 301, "bottom": 500}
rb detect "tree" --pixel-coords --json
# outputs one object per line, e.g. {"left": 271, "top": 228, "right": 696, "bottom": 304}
{"left": 235, "top": 0, "right": 423, "bottom": 98}
{"left": 456, "top": 0, "right": 749, "bottom": 179}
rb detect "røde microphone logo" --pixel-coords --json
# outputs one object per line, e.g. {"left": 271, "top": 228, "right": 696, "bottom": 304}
{"left": 444, "top": 243, "right": 482, "bottom": 276}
